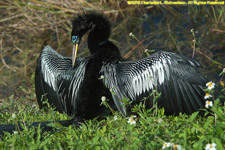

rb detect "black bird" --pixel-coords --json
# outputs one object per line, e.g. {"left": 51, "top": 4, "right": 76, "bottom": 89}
{"left": 35, "top": 13, "right": 118, "bottom": 120}
{"left": 35, "top": 12, "right": 224, "bottom": 120}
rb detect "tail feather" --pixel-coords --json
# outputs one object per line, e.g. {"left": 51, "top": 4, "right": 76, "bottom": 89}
{"left": 0, "top": 120, "right": 79, "bottom": 137}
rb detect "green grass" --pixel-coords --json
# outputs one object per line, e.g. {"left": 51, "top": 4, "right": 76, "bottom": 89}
{"left": 0, "top": 85, "right": 224, "bottom": 149}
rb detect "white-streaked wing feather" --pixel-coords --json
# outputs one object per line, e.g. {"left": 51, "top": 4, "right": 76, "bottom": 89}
{"left": 37, "top": 46, "right": 88, "bottom": 114}
{"left": 41, "top": 46, "right": 71, "bottom": 91}
{"left": 101, "top": 51, "right": 207, "bottom": 116}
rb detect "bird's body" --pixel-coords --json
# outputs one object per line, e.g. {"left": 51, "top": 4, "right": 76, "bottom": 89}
{"left": 35, "top": 45, "right": 118, "bottom": 119}
{"left": 35, "top": 12, "right": 224, "bottom": 120}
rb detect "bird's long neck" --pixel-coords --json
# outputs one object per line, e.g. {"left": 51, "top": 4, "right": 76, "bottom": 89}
{"left": 88, "top": 26, "right": 109, "bottom": 53}
{"left": 72, "top": 13, "right": 111, "bottom": 54}
{"left": 86, "top": 15, "right": 111, "bottom": 54}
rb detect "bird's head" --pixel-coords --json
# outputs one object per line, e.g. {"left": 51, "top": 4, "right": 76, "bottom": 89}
{"left": 71, "top": 12, "right": 111, "bottom": 67}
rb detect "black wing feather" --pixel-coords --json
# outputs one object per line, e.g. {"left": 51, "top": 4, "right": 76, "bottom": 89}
{"left": 35, "top": 46, "right": 87, "bottom": 115}
{"left": 35, "top": 47, "right": 65, "bottom": 112}
{"left": 101, "top": 51, "right": 210, "bottom": 116}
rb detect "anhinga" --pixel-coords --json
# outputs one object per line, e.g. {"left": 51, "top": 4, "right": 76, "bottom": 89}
{"left": 1, "top": 12, "right": 224, "bottom": 136}
{"left": 35, "top": 13, "right": 118, "bottom": 120}
{"left": 35, "top": 12, "right": 224, "bottom": 118}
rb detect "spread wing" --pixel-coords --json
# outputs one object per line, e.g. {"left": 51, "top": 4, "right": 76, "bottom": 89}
{"left": 101, "top": 51, "right": 208, "bottom": 116}
{"left": 35, "top": 46, "right": 88, "bottom": 115}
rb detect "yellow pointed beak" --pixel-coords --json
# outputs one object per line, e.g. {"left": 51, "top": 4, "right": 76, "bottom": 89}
{"left": 72, "top": 43, "right": 79, "bottom": 67}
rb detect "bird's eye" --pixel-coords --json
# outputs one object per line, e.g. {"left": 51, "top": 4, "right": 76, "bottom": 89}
{"left": 72, "top": 35, "right": 77, "bottom": 43}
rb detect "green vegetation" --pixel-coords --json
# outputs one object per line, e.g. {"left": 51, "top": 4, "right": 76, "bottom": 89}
{"left": 0, "top": 83, "right": 225, "bottom": 149}
{"left": 0, "top": 0, "right": 225, "bottom": 149}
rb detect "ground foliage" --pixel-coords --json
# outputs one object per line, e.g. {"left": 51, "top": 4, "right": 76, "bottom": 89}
{"left": 0, "top": 83, "right": 224, "bottom": 149}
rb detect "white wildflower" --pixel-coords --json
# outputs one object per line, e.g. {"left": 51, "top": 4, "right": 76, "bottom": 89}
{"left": 162, "top": 142, "right": 171, "bottom": 149}
{"left": 205, "top": 100, "right": 213, "bottom": 108}
{"left": 173, "top": 144, "right": 182, "bottom": 150}
{"left": 101, "top": 96, "right": 106, "bottom": 102}
{"left": 206, "top": 81, "right": 215, "bottom": 90}
{"left": 127, "top": 115, "right": 137, "bottom": 125}
{"left": 129, "top": 32, "right": 134, "bottom": 37}
{"left": 99, "top": 75, "right": 104, "bottom": 80}
{"left": 204, "top": 93, "right": 212, "bottom": 99}
{"left": 205, "top": 143, "right": 217, "bottom": 150}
